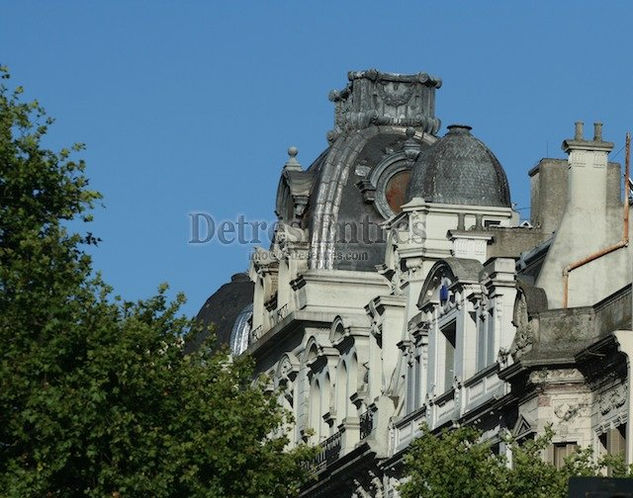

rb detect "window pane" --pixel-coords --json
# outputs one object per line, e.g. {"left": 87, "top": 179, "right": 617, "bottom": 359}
{"left": 486, "top": 309, "right": 495, "bottom": 365}
{"left": 553, "top": 442, "right": 578, "bottom": 469}
{"left": 477, "top": 317, "right": 486, "bottom": 371}
{"left": 406, "top": 363, "right": 414, "bottom": 413}
{"left": 443, "top": 323, "right": 456, "bottom": 391}
{"left": 414, "top": 355, "right": 421, "bottom": 408}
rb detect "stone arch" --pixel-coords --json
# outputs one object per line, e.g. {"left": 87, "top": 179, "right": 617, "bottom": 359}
{"left": 304, "top": 336, "right": 321, "bottom": 366}
{"left": 330, "top": 315, "right": 346, "bottom": 344}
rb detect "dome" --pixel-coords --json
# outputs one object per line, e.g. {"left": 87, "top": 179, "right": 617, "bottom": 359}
{"left": 405, "top": 124, "right": 511, "bottom": 207}
{"left": 185, "top": 273, "right": 254, "bottom": 353}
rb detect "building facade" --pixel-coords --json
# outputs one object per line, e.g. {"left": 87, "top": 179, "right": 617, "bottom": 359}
{"left": 199, "top": 69, "right": 633, "bottom": 497}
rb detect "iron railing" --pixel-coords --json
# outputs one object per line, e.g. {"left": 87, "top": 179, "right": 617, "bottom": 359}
{"left": 314, "top": 431, "right": 342, "bottom": 469}
{"left": 360, "top": 408, "right": 375, "bottom": 440}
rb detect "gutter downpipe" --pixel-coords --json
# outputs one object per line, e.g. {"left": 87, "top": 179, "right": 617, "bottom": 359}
{"left": 562, "top": 132, "right": 631, "bottom": 308}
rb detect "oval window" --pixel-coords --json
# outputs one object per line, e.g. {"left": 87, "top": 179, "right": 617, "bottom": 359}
{"left": 385, "top": 170, "right": 411, "bottom": 214}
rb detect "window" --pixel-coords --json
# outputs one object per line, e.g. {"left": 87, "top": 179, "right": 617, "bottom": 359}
{"left": 385, "top": 170, "right": 411, "bottom": 214}
{"left": 406, "top": 353, "right": 423, "bottom": 414}
{"left": 552, "top": 442, "right": 578, "bottom": 469}
{"left": 310, "top": 380, "right": 321, "bottom": 441}
{"left": 414, "top": 354, "right": 422, "bottom": 408}
{"left": 476, "top": 315, "right": 486, "bottom": 371}
{"left": 406, "top": 360, "right": 415, "bottom": 413}
{"left": 600, "top": 424, "right": 627, "bottom": 457}
{"left": 442, "top": 322, "right": 456, "bottom": 392}
{"left": 599, "top": 424, "right": 627, "bottom": 475}
{"left": 476, "top": 308, "right": 496, "bottom": 371}
{"left": 486, "top": 309, "right": 496, "bottom": 365}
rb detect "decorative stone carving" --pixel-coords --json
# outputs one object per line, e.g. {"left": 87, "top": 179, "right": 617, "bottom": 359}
{"left": 369, "top": 471, "right": 384, "bottom": 498}
{"left": 376, "top": 263, "right": 405, "bottom": 296}
{"left": 554, "top": 402, "right": 580, "bottom": 422}
{"left": 511, "top": 291, "right": 534, "bottom": 360}
{"left": 351, "top": 480, "right": 370, "bottom": 498}
{"left": 355, "top": 162, "right": 371, "bottom": 177}
{"left": 528, "top": 368, "right": 583, "bottom": 386}
{"left": 274, "top": 222, "right": 307, "bottom": 256}
{"left": 328, "top": 69, "right": 442, "bottom": 140}
{"left": 599, "top": 383, "right": 627, "bottom": 415}
{"left": 351, "top": 471, "right": 384, "bottom": 498}
{"left": 275, "top": 147, "right": 314, "bottom": 226}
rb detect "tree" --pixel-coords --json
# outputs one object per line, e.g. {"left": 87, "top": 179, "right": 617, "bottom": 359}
{"left": 0, "top": 67, "right": 314, "bottom": 497}
{"left": 399, "top": 424, "right": 632, "bottom": 498}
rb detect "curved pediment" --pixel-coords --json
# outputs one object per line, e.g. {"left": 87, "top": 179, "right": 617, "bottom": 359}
{"left": 275, "top": 352, "right": 300, "bottom": 385}
{"left": 418, "top": 258, "right": 484, "bottom": 310}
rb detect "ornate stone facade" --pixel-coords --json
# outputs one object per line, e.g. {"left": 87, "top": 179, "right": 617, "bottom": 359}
{"left": 198, "top": 70, "right": 633, "bottom": 497}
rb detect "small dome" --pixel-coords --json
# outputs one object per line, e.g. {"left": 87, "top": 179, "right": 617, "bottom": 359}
{"left": 185, "top": 273, "right": 254, "bottom": 354}
{"left": 405, "top": 124, "right": 511, "bottom": 207}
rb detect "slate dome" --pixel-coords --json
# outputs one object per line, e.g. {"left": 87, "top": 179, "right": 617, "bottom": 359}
{"left": 405, "top": 124, "right": 511, "bottom": 207}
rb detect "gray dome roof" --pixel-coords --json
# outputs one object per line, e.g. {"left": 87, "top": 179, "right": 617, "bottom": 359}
{"left": 405, "top": 124, "right": 511, "bottom": 207}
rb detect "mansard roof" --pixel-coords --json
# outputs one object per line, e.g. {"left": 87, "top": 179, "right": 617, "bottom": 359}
{"left": 275, "top": 70, "right": 442, "bottom": 272}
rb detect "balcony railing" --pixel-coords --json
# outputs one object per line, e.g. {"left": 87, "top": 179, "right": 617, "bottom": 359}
{"left": 314, "top": 431, "right": 342, "bottom": 469}
{"left": 270, "top": 303, "right": 288, "bottom": 326}
{"left": 250, "top": 325, "right": 264, "bottom": 343}
{"left": 250, "top": 304, "right": 290, "bottom": 346}
{"left": 359, "top": 408, "right": 375, "bottom": 440}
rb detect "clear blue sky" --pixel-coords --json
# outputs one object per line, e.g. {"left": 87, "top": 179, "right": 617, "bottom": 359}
{"left": 2, "top": 2, "right": 632, "bottom": 317}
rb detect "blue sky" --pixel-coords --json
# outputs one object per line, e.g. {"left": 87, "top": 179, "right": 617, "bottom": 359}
{"left": 2, "top": 2, "right": 632, "bottom": 317}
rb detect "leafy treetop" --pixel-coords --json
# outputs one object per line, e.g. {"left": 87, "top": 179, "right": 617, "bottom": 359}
{"left": 0, "top": 66, "right": 314, "bottom": 497}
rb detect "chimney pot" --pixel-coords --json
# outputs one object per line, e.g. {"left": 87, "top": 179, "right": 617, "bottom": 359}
{"left": 575, "top": 121, "right": 584, "bottom": 141}
{"left": 593, "top": 122, "right": 603, "bottom": 142}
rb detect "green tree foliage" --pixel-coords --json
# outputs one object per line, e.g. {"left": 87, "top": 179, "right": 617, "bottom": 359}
{"left": 399, "top": 424, "right": 632, "bottom": 498}
{"left": 0, "top": 67, "right": 314, "bottom": 497}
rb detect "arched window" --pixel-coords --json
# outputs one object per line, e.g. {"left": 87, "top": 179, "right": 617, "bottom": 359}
{"left": 348, "top": 353, "right": 359, "bottom": 416}
{"left": 321, "top": 373, "right": 331, "bottom": 439}
{"left": 335, "top": 361, "right": 348, "bottom": 422}
{"left": 310, "top": 379, "right": 321, "bottom": 441}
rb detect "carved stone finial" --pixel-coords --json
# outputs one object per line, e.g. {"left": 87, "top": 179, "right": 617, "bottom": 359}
{"left": 283, "top": 146, "right": 302, "bottom": 171}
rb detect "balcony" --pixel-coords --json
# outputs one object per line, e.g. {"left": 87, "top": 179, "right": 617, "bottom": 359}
{"left": 462, "top": 363, "right": 505, "bottom": 414}
{"left": 359, "top": 407, "right": 375, "bottom": 440}
{"left": 392, "top": 405, "right": 427, "bottom": 454}
{"left": 313, "top": 431, "right": 342, "bottom": 470}
{"left": 250, "top": 324, "right": 264, "bottom": 343}
{"left": 273, "top": 303, "right": 289, "bottom": 325}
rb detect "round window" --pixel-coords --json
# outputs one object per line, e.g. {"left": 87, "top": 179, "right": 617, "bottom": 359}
{"left": 385, "top": 170, "right": 411, "bottom": 214}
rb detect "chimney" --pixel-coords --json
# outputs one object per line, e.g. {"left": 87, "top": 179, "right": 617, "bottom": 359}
{"left": 561, "top": 121, "right": 615, "bottom": 233}
{"left": 529, "top": 158, "right": 569, "bottom": 234}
